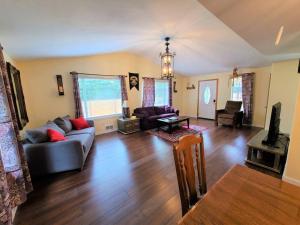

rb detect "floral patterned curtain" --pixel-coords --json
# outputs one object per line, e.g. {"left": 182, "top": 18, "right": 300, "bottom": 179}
{"left": 169, "top": 79, "right": 173, "bottom": 106}
{"left": 119, "top": 75, "right": 128, "bottom": 103}
{"left": 242, "top": 73, "right": 255, "bottom": 125}
{"left": 0, "top": 44, "right": 32, "bottom": 225}
{"left": 71, "top": 72, "right": 83, "bottom": 118}
{"left": 142, "top": 78, "right": 155, "bottom": 107}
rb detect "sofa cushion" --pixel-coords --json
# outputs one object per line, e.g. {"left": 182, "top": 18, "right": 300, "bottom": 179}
{"left": 66, "top": 134, "right": 93, "bottom": 153}
{"left": 148, "top": 115, "right": 163, "bottom": 121}
{"left": 54, "top": 116, "right": 73, "bottom": 133}
{"left": 66, "top": 127, "right": 95, "bottom": 137}
{"left": 25, "top": 121, "right": 65, "bottom": 144}
{"left": 154, "top": 106, "right": 166, "bottom": 115}
{"left": 218, "top": 113, "right": 235, "bottom": 119}
{"left": 146, "top": 107, "right": 156, "bottom": 116}
{"left": 148, "top": 113, "right": 176, "bottom": 121}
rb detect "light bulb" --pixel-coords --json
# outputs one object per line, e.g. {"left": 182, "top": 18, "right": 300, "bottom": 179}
{"left": 163, "top": 56, "right": 168, "bottom": 64}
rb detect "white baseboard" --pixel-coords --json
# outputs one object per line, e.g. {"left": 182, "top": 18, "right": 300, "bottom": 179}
{"left": 282, "top": 175, "right": 300, "bottom": 187}
{"left": 95, "top": 128, "right": 118, "bottom": 136}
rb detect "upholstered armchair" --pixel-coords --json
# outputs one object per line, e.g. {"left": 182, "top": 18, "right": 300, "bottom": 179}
{"left": 215, "top": 101, "right": 243, "bottom": 128}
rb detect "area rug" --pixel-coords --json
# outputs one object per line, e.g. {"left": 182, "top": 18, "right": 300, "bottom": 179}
{"left": 147, "top": 125, "right": 208, "bottom": 143}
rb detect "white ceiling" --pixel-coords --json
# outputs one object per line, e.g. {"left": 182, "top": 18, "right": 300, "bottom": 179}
{"left": 0, "top": 0, "right": 297, "bottom": 75}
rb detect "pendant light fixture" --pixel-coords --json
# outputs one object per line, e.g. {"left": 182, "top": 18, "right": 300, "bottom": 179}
{"left": 160, "top": 37, "right": 176, "bottom": 79}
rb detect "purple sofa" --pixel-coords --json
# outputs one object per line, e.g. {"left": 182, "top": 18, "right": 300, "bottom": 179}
{"left": 133, "top": 106, "right": 179, "bottom": 130}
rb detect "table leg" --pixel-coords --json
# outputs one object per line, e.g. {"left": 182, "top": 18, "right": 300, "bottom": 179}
{"left": 187, "top": 118, "right": 190, "bottom": 129}
{"left": 247, "top": 147, "right": 252, "bottom": 161}
{"left": 274, "top": 154, "right": 280, "bottom": 170}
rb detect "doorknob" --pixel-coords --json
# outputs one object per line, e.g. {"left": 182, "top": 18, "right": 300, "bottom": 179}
{"left": 213, "top": 99, "right": 216, "bottom": 103}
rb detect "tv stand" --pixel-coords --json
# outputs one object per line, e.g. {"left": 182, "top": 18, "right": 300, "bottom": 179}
{"left": 246, "top": 130, "right": 289, "bottom": 174}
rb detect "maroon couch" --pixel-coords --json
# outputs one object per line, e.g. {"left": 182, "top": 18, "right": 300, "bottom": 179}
{"left": 133, "top": 106, "right": 179, "bottom": 130}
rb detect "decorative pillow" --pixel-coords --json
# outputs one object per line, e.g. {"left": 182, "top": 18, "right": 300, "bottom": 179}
{"left": 165, "top": 106, "right": 173, "bottom": 113}
{"left": 25, "top": 128, "right": 49, "bottom": 144}
{"left": 47, "top": 129, "right": 66, "bottom": 142}
{"left": 54, "top": 115, "right": 73, "bottom": 133}
{"left": 70, "top": 117, "right": 90, "bottom": 130}
{"left": 25, "top": 121, "right": 65, "bottom": 144}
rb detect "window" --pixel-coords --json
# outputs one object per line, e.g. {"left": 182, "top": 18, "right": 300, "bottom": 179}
{"left": 203, "top": 86, "right": 211, "bottom": 104}
{"left": 154, "top": 80, "right": 169, "bottom": 106}
{"left": 231, "top": 77, "right": 242, "bottom": 101}
{"left": 78, "top": 76, "right": 122, "bottom": 118}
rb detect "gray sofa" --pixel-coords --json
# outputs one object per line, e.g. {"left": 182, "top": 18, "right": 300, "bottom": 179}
{"left": 23, "top": 118, "right": 95, "bottom": 177}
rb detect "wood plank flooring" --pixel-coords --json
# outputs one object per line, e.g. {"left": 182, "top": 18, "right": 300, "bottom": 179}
{"left": 14, "top": 119, "right": 275, "bottom": 225}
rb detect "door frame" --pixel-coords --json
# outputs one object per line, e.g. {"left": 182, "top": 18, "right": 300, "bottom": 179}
{"left": 197, "top": 79, "right": 219, "bottom": 120}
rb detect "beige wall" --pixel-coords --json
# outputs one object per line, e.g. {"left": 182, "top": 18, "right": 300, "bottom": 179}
{"left": 3, "top": 50, "right": 16, "bottom": 66}
{"left": 182, "top": 66, "right": 271, "bottom": 127}
{"left": 283, "top": 78, "right": 300, "bottom": 185}
{"left": 17, "top": 52, "right": 185, "bottom": 134}
{"left": 265, "top": 60, "right": 300, "bottom": 133}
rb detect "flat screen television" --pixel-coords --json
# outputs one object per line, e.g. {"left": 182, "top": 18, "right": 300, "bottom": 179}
{"left": 262, "top": 102, "right": 281, "bottom": 146}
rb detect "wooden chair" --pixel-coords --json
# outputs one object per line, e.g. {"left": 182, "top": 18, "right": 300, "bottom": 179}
{"left": 173, "top": 134, "right": 207, "bottom": 216}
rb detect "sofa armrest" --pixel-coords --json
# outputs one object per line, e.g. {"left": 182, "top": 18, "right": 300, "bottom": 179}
{"left": 216, "top": 109, "right": 226, "bottom": 114}
{"left": 23, "top": 140, "right": 84, "bottom": 177}
{"left": 170, "top": 107, "right": 179, "bottom": 116}
{"left": 87, "top": 119, "right": 95, "bottom": 127}
{"left": 215, "top": 109, "right": 225, "bottom": 125}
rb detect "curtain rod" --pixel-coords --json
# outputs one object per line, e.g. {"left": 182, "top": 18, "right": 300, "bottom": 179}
{"left": 229, "top": 72, "right": 255, "bottom": 79}
{"left": 70, "top": 71, "right": 127, "bottom": 77}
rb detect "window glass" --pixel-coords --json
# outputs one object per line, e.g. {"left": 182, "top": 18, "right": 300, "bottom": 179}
{"left": 204, "top": 87, "right": 211, "bottom": 104}
{"left": 231, "top": 77, "right": 243, "bottom": 101}
{"left": 154, "top": 80, "right": 169, "bottom": 106}
{"left": 78, "top": 76, "right": 122, "bottom": 118}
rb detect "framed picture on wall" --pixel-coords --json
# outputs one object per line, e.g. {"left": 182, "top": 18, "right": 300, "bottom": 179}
{"left": 6, "top": 62, "right": 29, "bottom": 130}
{"left": 129, "top": 72, "right": 139, "bottom": 90}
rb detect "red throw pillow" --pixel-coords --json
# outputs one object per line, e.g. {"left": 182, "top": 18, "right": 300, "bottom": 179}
{"left": 47, "top": 129, "right": 66, "bottom": 142}
{"left": 70, "top": 117, "right": 90, "bottom": 130}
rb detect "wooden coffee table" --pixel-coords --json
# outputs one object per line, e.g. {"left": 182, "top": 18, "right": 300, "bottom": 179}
{"left": 157, "top": 116, "right": 189, "bottom": 134}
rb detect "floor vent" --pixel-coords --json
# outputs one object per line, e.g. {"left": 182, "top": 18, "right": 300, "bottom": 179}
{"left": 105, "top": 125, "right": 114, "bottom": 130}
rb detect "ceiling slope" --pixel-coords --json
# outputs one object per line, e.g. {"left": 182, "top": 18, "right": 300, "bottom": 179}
{"left": 0, "top": 0, "right": 271, "bottom": 75}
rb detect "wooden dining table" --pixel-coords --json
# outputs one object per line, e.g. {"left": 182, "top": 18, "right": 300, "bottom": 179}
{"left": 178, "top": 164, "right": 300, "bottom": 225}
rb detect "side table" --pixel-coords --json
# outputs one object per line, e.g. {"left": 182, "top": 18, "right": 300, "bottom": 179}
{"left": 117, "top": 117, "right": 140, "bottom": 134}
{"left": 246, "top": 130, "right": 289, "bottom": 174}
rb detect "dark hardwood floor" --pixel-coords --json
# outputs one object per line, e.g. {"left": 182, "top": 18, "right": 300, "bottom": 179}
{"left": 14, "top": 119, "right": 275, "bottom": 225}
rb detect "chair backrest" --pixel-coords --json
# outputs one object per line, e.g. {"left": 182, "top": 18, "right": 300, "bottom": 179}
{"left": 225, "top": 101, "right": 242, "bottom": 114}
{"left": 173, "top": 134, "right": 207, "bottom": 216}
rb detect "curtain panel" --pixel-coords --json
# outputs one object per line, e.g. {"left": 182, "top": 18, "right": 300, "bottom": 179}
{"left": 241, "top": 73, "right": 255, "bottom": 125}
{"left": 71, "top": 73, "right": 83, "bottom": 118}
{"left": 0, "top": 45, "right": 32, "bottom": 225}
{"left": 142, "top": 78, "right": 155, "bottom": 107}
{"left": 119, "top": 75, "right": 128, "bottom": 103}
{"left": 169, "top": 79, "right": 173, "bottom": 106}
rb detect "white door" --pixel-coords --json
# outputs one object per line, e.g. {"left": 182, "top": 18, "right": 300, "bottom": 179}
{"left": 198, "top": 80, "right": 217, "bottom": 119}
